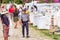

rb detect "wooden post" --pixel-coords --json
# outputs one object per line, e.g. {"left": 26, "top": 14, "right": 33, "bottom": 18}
{"left": 50, "top": 15, "right": 54, "bottom": 34}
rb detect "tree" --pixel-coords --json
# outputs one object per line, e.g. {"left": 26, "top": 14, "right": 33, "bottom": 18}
{"left": 15, "top": 0, "right": 23, "bottom": 4}
{"left": 4, "top": 0, "right": 10, "bottom": 3}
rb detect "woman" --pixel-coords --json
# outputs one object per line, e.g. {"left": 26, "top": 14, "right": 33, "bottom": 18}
{"left": 8, "top": 4, "right": 15, "bottom": 20}
{"left": 13, "top": 6, "right": 19, "bottom": 28}
{"left": 1, "top": 9, "right": 9, "bottom": 40}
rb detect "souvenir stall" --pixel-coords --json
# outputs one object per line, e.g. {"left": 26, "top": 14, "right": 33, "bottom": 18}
{"left": 37, "top": 4, "right": 60, "bottom": 29}
{"left": 25, "top": 2, "right": 60, "bottom": 29}
{"left": 36, "top": 4, "right": 51, "bottom": 29}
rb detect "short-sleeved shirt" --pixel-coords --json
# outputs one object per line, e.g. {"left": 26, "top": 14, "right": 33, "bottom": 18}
{"left": 1, "top": 14, "right": 9, "bottom": 27}
{"left": 13, "top": 10, "right": 19, "bottom": 17}
{"left": 20, "top": 13, "right": 29, "bottom": 21}
{"left": 9, "top": 7, "right": 15, "bottom": 14}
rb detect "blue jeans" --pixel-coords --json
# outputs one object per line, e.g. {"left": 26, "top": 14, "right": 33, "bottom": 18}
{"left": 22, "top": 21, "right": 29, "bottom": 37}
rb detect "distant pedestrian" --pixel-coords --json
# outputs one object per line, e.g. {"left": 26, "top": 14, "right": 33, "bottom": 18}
{"left": 1, "top": 9, "right": 9, "bottom": 40}
{"left": 13, "top": 6, "right": 19, "bottom": 28}
{"left": 8, "top": 5, "right": 15, "bottom": 19}
{"left": 20, "top": 8, "right": 30, "bottom": 38}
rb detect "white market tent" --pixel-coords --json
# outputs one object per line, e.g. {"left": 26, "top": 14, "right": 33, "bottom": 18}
{"left": 25, "top": 2, "right": 60, "bottom": 29}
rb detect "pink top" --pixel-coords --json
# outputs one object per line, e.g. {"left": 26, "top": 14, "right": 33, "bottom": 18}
{"left": 9, "top": 7, "right": 15, "bottom": 14}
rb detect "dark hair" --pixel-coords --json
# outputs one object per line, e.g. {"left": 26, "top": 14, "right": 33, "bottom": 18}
{"left": 1, "top": 14, "right": 5, "bottom": 19}
{"left": 15, "top": 7, "right": 18, "bottom": 12}
{"left": 33, "top": 5, "right": 37, "bottom": 11}
{"left": 31, "top": 7, "right": 33, "bottom": 9}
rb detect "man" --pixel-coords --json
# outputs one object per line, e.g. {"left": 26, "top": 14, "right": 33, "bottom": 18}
{"left": 20, "top": 8, "right": 30, "bottom": 38}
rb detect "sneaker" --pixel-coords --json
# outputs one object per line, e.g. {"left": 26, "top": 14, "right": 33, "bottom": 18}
{"left": 26, "top": 36, "right": 30, "bottom": 38}
{"left": 8, "top": 35, "right": 10, "bottom": 37}
{"left": 22, "top": 36, "right": 25, "bottom": 38}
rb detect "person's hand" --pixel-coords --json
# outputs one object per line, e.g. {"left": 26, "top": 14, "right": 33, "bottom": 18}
{"left": 28, "top": 22, "right": 30, "bottom": 25}
{"left": 21, "top": 23, "right": 23, "bottom": 26}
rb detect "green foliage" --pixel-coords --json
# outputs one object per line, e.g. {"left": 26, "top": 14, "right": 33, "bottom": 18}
{"left": 15, "top": 0, "right": 23, "bottom": 4}
{"left": 2, "top": 0, "right": 23, "bottom": 4}
{"left": 4, "top": 0, "right": 10, "bottom": 3}
{"left": 1, "top": 0, "right": 56, "bottom": 4}
{"left": 40, "top": 0, "right": 53, "bottom": 3}
{"left": 31, "top": 25, "right": 60, "bottom": 40}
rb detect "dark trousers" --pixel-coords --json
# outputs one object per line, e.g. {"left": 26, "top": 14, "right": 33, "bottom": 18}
{"left": 22, "top": 21, "right": 29, "bottom": 36}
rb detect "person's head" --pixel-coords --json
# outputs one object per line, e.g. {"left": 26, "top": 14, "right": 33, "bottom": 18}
{"left": 10, "top": 4, "right": 14, "bottom": 8}
{"left": 31, "top": 7, "right": 34, "bottom": 9}
{"left": 15, "top": 8, "right": 17, "bottom": 11}
{"left": 20, "top": 4, "right": 23, "bottom": 8}
{"left": 22, "top": 8, "right": 26, "bottom": 14}
{"left": 31, "top": 7, "right": 34, "bottom": 12}
{"left": 26, "top": 6, "right": 29, "bottom": 10}
{"left": 20, "top": 6, "right": 22, "bottom": 9}
{"left": 33, "top": 5, "right": 37, "bottom": 11}
{"left": 2, "top": 6, "right": 4, "bottom": 8}
{"left": 14, "top": 6, "right": 18, "bottom": 12}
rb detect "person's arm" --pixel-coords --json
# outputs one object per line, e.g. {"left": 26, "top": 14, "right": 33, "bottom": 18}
{"left": 19, "top": 19, "right": 23, "bottom": 26}
{"left": 28, "top": 15, "right": 30, "bottom": 24}
{"left": 19, "top": 15, "right": 23, "bottom": 26}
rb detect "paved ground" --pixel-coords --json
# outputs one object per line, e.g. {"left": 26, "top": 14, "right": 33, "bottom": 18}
{"left": 0, "top": 20, "right": 54, "bottom": 40}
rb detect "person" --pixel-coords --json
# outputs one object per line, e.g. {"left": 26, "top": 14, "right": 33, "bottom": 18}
{"left": 1, "top": 9, "right": 9, "bottom": 40}
{"left": 8, "top": 4, "right": 15, "bottom": 19}
{"left": 0, "top": 4, "right": 2, "bottom": 17}
{"left": 18, "top": 6, "right": 23, "bottom": 17}
{"left": 13, "top": 6, "right": 19, "bottom": 28}
{"left": 33, "top": 5, "right": 38, "bottom": 26}
{"left": 30, "top": 7, "right": 34, "bottom": 23}
{"left": 20, "top": 8, "right": 30, "bottom": 38}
